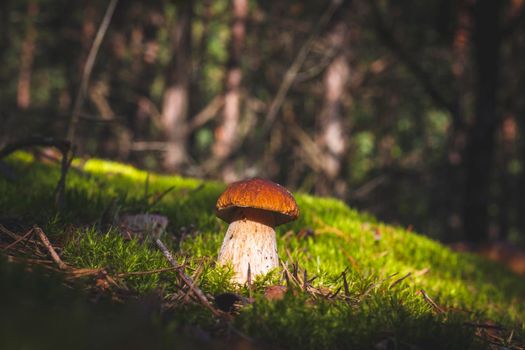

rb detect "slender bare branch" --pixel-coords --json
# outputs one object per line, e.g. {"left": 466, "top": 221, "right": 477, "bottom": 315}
{"left": 154, "top": 238, "right": 221, "bottom": 317}
{"left": 66, "top": 0, "right": 119, "bottom": 144}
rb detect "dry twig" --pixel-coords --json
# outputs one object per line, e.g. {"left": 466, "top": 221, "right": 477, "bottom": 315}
{"left": 33, "top": 226, "right": 68, "bottom": 270}
{"left": 67, "top": 0, "right": 119, "bottom": 143}
{"left": 154, "top": 238, "right": 221, "bottom": 317}
{"left": 2, "top": 228, "right": 34, "bottom": 251}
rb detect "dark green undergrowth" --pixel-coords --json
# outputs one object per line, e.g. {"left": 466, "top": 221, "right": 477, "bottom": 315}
{"left": 1, "top": 152, "right": 524, "bottom": 349}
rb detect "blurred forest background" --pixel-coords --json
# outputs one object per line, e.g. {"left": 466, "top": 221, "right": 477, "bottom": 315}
{"left": 1, "top": 0, "right": 525, "bottom": 246}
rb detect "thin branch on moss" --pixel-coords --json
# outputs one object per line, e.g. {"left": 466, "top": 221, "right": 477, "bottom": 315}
{"left": 34, "top": 226, "right": 68, "bottom": 270}
{"left": 154, "top": 238, "right": 221, "bottom": 317}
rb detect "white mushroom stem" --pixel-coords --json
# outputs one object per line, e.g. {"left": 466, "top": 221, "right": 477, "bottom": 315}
{"left": 218, "top": 217, "right": 279, "bottom": 284}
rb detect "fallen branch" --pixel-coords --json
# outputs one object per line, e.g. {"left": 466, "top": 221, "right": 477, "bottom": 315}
{"left": 0, "top": 224, "right": 28, "bottom": 241}
{"left": 33, "top": 226, "right": 68, "bottom": 270}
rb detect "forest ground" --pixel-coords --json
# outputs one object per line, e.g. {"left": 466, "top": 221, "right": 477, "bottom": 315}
{"left": 0, "top": 152, "right": 524, "bottom": 350}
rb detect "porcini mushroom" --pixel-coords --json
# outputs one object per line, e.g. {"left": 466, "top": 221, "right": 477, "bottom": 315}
{"left": 216, "top": 178, "right": 299, "bottom": 283}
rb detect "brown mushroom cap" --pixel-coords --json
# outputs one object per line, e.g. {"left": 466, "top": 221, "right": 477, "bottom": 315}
{"left": 216, "top": 178, "right": 299, "bottom": 226}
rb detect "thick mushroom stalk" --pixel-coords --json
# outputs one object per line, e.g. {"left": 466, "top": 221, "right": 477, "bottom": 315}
{"left": 217, "top": 209, "right": 278, "bottom": 283}
{"left": 215, "top": 178, "right": 299, "bottom": 284}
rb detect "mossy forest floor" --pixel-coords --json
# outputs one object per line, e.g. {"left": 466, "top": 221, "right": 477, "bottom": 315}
{"left": 1, "top": 153, "right": 524, "bottom": 350}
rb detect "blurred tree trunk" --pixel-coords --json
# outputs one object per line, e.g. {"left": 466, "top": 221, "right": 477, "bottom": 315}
{"left": 212, "top": 0, "right": 248, "bottom": 165}
{"left": 17, "top": 1, "right": 38, "bottom": 110}
{"left": 0, "top": 0, "right": 11, "bottom": 133}
{"left": 161, "top": 1, "right": 193, "bottom": 171}
{"left": 62, "top": 1, "right": 96, "bottom": 145}
{"left": 315, "top": 21, "right": 350, "bottom": 197}
{"left": 497, "top": 115, "right": 518, "bottom": 240}
{"left": 448, "top": 0, "right": 469, "bottom": 164}
{"left": 189, "top": 0, "right": 213, "bottom": 161}
{"left": 0, "top": 0, "right": 10, "bottom": 73}
{"left": 464, "top": 0, "right": 503, "bottom": 243}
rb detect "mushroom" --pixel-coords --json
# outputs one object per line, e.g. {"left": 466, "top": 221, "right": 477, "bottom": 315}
{"left": 216, "top": 178, "right": 299, "bottom": 283}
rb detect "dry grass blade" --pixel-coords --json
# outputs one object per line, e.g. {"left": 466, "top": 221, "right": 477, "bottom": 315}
{"left": 311, "top": 214, "right": 347, "bottom": 239}
{"left": 303, "top": 269, "right": 307, "bottom": 290}
{"left": 145, "top": 185, "right": 175, "bottom": 211}
{"left": 359, "top": 273, "right": 398, "bottom": 300}
{"left": 342, "top": 251, "right": 360, "bottom": 270}
{"left": 328, "top": 286, "right": 342, "bottom": 299}
{"left": 342, "top": 272, "right": 351, "bottom": 296}
{"left": 280, "top": 261, "right": 302, "bottom": 288}
{"left": 414, "top": 267, "right": 430, "bottom": 276}
{"left": 389, "top": 272, "right": 412, "bottom": 289}
{"left": 418, "top": 289, "right": 445, "bottom": 314}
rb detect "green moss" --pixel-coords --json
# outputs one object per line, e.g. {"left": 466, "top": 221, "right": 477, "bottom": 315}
{"left": 1, "top": 152, "right": 524, "bottom": 349}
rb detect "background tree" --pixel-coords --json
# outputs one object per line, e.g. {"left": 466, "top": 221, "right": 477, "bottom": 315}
{"left": 1, "top": 0, "right": 525, "bottom": 246}
{"left": 161, "top": 0, "right": 193, "bottom": 171}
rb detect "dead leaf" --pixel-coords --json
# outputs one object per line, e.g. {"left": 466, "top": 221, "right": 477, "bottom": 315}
{"left": 264, "top": 285, "right": 287, "bottom": 301}
{"left": 118, "top": 213, "right": 168, "bottom": 239}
